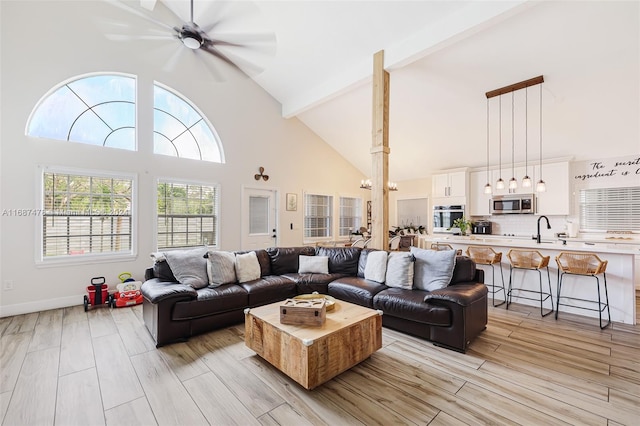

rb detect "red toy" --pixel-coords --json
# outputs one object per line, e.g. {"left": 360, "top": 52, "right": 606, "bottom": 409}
{"left": 84, "top": 276, "right": 110, "bottom": 311}
{"left": 110, "top": 272, "right": 143, "bottom": 308}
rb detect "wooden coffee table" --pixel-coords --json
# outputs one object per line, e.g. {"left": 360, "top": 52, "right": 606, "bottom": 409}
{"left": 244, "top": 299, "right": 382, "bottom": 390}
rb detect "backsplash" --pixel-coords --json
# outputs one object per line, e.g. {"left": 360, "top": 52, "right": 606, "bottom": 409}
{"left": 482, "top": 215, "right": 568, "bottom": 239}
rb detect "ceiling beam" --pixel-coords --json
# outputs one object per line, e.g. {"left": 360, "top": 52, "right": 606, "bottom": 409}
{"left": 281, "top": 0, "right": 533, "bottom": 118}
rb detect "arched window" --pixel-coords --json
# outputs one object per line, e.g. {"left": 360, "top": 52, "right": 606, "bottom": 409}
{"left": 26, "top": 74, "right": 225, "bottom": 163}
{"left": 27, "top": 73, "right": 136, "bottom": 150}
{"left": 153, "top": 83, "right": 224, "bottom": 163}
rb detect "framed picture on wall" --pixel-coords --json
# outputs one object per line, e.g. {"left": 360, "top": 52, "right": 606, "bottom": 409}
{"left": 286, "top": 193, "right": 297, "bottom": 211}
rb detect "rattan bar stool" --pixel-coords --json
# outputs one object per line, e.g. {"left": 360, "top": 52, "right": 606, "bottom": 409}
{"left": 555, "top": 252, "right": 611, "bottom": 329}
{"left": 466, "top": 246, "right": 506, "bottom": 307}
{"left": 431, "top": 243, "right": 463, "bottom": 256}
{"left": 506, "top": 249, "right": 554, "bottom": 317}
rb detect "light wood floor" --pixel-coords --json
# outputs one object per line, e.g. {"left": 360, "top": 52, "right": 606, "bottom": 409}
{"left": 1, "top": 293, "right": 639, "bottom": 426}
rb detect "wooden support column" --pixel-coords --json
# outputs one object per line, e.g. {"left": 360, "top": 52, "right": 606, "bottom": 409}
{"left": 370, "top": 50, "right": 390, "bottom": 250}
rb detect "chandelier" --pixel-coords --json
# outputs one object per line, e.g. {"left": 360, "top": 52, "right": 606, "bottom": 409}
{"left": 360, "top": 179, "right": 398, "bottom": 191}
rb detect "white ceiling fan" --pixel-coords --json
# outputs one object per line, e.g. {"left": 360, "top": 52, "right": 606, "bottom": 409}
{"left": 104, "top": 0, "right": 276, "bottom": 79}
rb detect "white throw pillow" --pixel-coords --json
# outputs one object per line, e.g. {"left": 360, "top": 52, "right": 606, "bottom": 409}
{"left": 235, "top": 251, "right": 262, "bottom": 283}
{"left": 206, "top": 250, "right": 237, "bottom": 287}
{"left": 364, "top": 251, "right": 388, "bottom": 283}
{"left": 298, "top": 255, "right": 329, "bottom": 274}
{"left": 410, "top": 247, "right": 457, "bottom": 292}
{"left": 385, "top": 252, "right": 414, "bottom": 289}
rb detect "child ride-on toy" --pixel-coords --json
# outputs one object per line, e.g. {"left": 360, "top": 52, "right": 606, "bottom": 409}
{"left": 110, "top": 272, "right": 143, "bottom": 308}
{"left": 84, "top": 276, "right": 110, "bottom": 311}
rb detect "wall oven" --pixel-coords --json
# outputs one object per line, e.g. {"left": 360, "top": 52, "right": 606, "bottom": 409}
{"left": 433, "top": 205, "right": 465, "bottom": 233}
{"left": 491, "top": 195, "right": 535, "bottom": 214}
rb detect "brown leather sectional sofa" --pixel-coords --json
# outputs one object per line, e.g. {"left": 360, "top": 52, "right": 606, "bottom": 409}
{"left": 141, "top": 246, "right": 488, "bottom": 353}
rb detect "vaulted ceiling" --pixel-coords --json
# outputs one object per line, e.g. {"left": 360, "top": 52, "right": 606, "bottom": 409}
{"left": 139, "top": 0, "right": 639, "bottom": 181}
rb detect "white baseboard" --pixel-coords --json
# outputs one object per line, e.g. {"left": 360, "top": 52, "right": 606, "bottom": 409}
{"left": 0, "top": 294, "right": 83, "bottom": 317}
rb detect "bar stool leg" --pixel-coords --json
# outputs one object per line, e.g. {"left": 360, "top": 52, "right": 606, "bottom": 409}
{"left": 555, "top": 272, "right": 564, "bottom": 320}
{"left": 506, "top": 265, "right": 514, "bottom": 309}
{"left": 596, "top": 273, "right": 611, "bottom": 329}
{"left": 489, "top": 263, "right": 506, "bottom": 307}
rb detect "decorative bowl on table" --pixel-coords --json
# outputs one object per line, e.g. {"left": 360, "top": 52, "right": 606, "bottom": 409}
{"left": 293, "top": 292, "right": 337, "bottom": 311}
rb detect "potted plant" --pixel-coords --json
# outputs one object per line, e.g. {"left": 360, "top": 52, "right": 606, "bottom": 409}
{"left": 449, "top": 218, "right": 472, "bottom": 236}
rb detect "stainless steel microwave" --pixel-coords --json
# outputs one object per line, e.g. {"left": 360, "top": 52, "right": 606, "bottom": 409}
{"left": 491, "top": 195, "right": 535, "bottom": 214}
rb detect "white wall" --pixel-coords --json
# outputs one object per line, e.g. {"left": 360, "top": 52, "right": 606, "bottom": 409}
{"left": 0, "top": 1, "right": 366, "bottom": 315}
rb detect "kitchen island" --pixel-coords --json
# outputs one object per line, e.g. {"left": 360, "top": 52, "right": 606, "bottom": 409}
{"left": 421, "top": 235, "right": 639, "bottom": 324}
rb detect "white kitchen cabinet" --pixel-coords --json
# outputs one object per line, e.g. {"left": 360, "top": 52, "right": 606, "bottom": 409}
{"left": 469, "top": 170, "right": 491, "bottom": 216}
{"left": 534, "top": 161, "right": 570, "bottom": 215}
{"left": 432, "top": 170, "right": 467, "bottom": 199}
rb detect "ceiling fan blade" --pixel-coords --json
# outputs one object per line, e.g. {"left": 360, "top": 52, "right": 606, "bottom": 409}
{"left": 199, "top": 46, "right": 245, "bottom": 75}
{"left": 105, "top": 33, "right": 174, "bottom": 42}
{"left": 103, "top": 0, "right": 174, "bottom": 31}
{"left": 162, "top": 44, "right": 188, "bottom": 73}
{"left": 208, "top": 32, "right": 276, "bottom": 45}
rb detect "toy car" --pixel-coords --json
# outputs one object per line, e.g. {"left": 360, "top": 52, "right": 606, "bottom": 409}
{"left": 84, "top": 276, "right": 110, "bottom": 311}
{"left": 110, "top": 279, "right": 143, "bottom": 308}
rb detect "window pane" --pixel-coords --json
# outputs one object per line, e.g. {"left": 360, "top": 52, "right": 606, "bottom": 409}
{"left": 304, "top": 194, "right": 333, "bottom": 238}
{"left": 157, "top": 181, "right": 219, "bottom": 249}
{"left": 339, "top": 196, "right": 361, "bottom": 236}
{"left": 42, "top": 171, "right": 133, "bottom": 259}
{"left": 28, "top": 74, "right": 136, "bottom": 151}
{"left": 250, "top": 196, "right": 269, "bottom": 234}
{"left": 579, "top": 187, "right": 640, "bottom": 232}
{"left": 153, "top": 84, "right": 223, "bottom": 163}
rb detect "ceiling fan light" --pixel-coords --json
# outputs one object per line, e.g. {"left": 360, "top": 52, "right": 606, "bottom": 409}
{"left": 522, "top": 175, "right": 532, "bottom": 188}
{"left": 182, "top": 35, "right": 202, "bottom": 49}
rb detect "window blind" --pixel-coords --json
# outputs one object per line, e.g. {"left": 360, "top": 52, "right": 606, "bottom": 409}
{"left": 579, "top": 186, "right": 640, "bottom": 232}
{"left": 304, "top": 194, "right": 333, "bottom": 238}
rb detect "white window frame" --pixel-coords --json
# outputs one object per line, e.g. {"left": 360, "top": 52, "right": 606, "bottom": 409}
{"left": 338, "top": 194, "right": 364, "bottom": 238}
{"left": 303, "top": 191, "right": 334, "bottom": 242}
{"left": 155, "top": 177, "right": 220, "bottom": 250}
{"left": 579, "top": 186, "right": 640, "bottom": 233}
{"left": 35, "top": 165, "right": 138, "bottom": 266}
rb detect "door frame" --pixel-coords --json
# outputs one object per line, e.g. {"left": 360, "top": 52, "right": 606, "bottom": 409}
{"left": 240, "top": 185, "right": 280, "bottom": 250}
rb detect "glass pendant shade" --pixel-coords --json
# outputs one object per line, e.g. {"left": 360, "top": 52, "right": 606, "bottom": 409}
{"left": 496, "top": 178, "right": 505, "bottom": 190}
{"left": 509, "top": 177, "right": 518, "bottom": 189}
{"left": 484, "top": 183, "right": 492, "bottom": 194}
{"left": 522, "top": 175, "right": 532, "bottom": 188}
{"left": 536, "top": 179, "right": 546, "bottom": 192}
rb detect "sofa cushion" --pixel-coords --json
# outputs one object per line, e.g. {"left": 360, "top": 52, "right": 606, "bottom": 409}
{"left": 238, "top": 275, "right": 298, "bottom": 307}
{"left": 357, "top": 248, "right": 377, "bottom": 278}
{"left": 206, "top": 250, "right": 237, "bottom": 287}
{"left": 385, "top": 252, "right": 414, "bottom": 289}
{"left": 364, "top": 250, "right": 388, "bottom": 283}
{"left": 282, "top": 272, "right": 347, "bottom": 295}
{"left": 172, "top": 284, "right": 248, "bottom": 320}
{"left": 411, "top": 247, "right": 457, "bottom": 292}
{"left": 152, "top": 259, "right": 177, "bottom": 282}
{"left": 266, "top": 246, "right": 315, "bottom": 275}
{"left": 315, "top": 247, "right": 361, "bottom": 275}
{"left": 163, "top": 247, "right": 209, "bottom": 289}
{"left": 235, "top": 251, "right": 262, "bottom": 283}
{"left": 450, "top": 256, "right": 477, "bottom": 285}
{"left": 374, "top": 288, "right": 451, "bottom": 326}
{"left": 298, "top": 255, "right": 329, "bottom": 274}
{"left": 328, "top": 276, "right": 387, "bottom": 308}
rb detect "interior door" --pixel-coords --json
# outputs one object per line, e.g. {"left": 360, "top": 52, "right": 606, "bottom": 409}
{"left": 242, "top": 187, "right": 278, "bottom": 250}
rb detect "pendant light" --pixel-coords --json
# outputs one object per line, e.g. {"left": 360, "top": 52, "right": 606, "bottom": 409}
{"left": 484, "top": 98, "right": 492, "bottom": 194}
{"left": 495, "top": 95, "right": 505, "bottom": 190}
{"left": 522, "top": 86, "right": 532, "bottom": 188}
{"left": 536, "top": 83, "right": 546, "bottom": 192}
{"left": 508, "top": 91, "right": 518, "bottom": 190}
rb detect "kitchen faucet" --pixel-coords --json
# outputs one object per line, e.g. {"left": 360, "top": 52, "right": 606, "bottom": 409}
{"left": 536, "top": 215, "right": 551, "bottom": 244}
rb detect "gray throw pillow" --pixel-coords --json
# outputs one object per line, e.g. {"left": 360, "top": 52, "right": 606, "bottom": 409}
{"left": 163, "top": 247, "right": 209, "bottom": 289}
{"left": 385, "top": 252, "right": 414, "bottom": 289}
{"left": 206, "top": 250, "right": 237, "bottom": 287}
{"left": 410, "top": 246, "right": 457, "bottom": 292}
